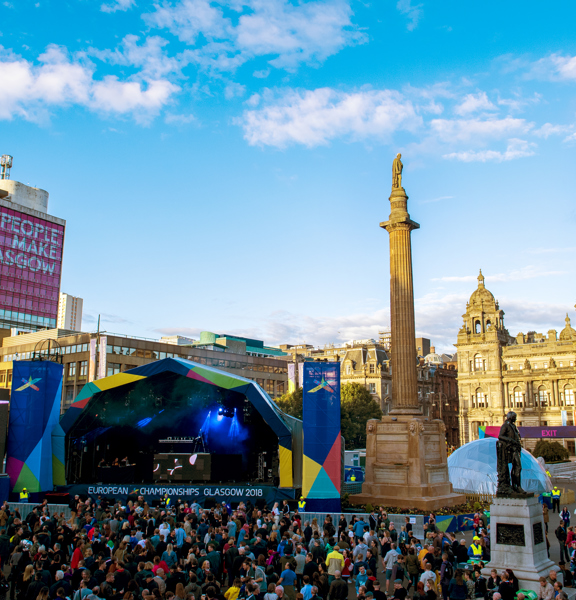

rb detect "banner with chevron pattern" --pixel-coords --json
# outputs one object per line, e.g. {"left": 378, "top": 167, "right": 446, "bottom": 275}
{"left": 302, "top": 362, "right": 341, "bottom": 512}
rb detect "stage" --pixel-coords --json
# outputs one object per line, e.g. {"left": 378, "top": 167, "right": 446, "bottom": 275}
{"left": 57, "top": 482, "right": 295, "bottom": 505}
{"left": 55, "top": 357, "right": 303, "bottom": 497}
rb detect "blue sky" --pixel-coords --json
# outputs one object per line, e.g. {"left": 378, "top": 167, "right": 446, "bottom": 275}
{"left": 1, "top": 0, "right": 575, "bottom": 352}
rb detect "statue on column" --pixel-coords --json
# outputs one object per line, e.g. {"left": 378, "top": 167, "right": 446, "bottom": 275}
{"left": 392, "top": 153, "right": 403, "bottom": 190}
{"left": 496, "top": 411, "right": 527, "bottom": 496}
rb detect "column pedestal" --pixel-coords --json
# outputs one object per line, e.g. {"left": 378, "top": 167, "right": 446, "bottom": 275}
{"left": 481, "top": 496, "right": 556, "bottom": 592}
{"left": 350, "top": 416, "right": 465, "bottom": 511}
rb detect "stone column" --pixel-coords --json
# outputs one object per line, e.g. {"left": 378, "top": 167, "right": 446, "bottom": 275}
{"left": 381, "top": 187, "right": 420, "bottom": 414}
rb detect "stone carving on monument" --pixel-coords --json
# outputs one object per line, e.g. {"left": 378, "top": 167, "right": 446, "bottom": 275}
{"left": 350, "top": 155, "right": 464, "bottom": 511}
{"left": 482, "top": 413, "right": 555, "bottom": 593}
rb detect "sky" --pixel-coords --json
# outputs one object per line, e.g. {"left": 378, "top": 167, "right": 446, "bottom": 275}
{"left": 1, "top": 0, "right": 575, "bottom": 353}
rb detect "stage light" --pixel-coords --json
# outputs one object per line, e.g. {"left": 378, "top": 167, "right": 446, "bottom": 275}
{"left": 217, "top": 406, "right": 234, "bottom": 418}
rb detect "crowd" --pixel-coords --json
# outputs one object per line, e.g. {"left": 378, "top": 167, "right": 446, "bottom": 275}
{"left": 0, "top": 498, "right": 570, "bottom": 600}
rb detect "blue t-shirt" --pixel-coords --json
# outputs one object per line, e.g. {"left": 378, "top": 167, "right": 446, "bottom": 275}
{"left": 281, "top": 570, "right": 297, "bottom": 586}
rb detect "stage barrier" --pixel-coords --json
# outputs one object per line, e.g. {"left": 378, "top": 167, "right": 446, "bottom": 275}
{"left": 299, "top": 511, "right": 425, "bottom": 541}
{"left": 7, "top": 503, "right": 71, "bottom": 520}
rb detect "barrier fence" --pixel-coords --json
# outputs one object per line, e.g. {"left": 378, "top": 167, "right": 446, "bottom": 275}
{"left": 300, "top": 511, "right": 426, "bottom": 541}
{"left": 8, "top": 503, "right": 71, "bottom": 520}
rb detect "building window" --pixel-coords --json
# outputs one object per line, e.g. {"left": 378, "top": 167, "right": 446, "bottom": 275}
{"left": 346, "top": 364, "right": 351, "bottom": 375}
{"left": 369, "top": 364, "right": 375, "bottom": 374}
{"left": 0, "top": 372, "right": 5, "bottom": 385}
{"left": 107, "top": 363, "right": 121, "bottom": 377}
{"left": 513, "top": 387, "right": 523, "bottom": 408}
{"left": 475, "top": 388, "right": 487, "bottom": 408}
{"left": 369, "top": 383, "right": 376, "bottom": 394}
{"left": 565, "top": 386, "right": 575, "bottom": 407}
{"left": 277, "top": 382, "right": 285, "bottom": 396}
{"left": 475, "top": 320, "right": 481, "bottom": 334}
{"left": 537, "top": 387, "right": 548, "bottom": 407}
{"left": 474, "top": 354, "right": 485, "bottom": 371}
{"left": 79, "top": 361, "right": 87, "bottom": 377}
{"left": 68, "top": 362, "right": 76, "bottom": 378}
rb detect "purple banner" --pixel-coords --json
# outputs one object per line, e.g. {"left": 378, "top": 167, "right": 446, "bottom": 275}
{"left": 484, "top": 426, "right": 576, "bottom": 439}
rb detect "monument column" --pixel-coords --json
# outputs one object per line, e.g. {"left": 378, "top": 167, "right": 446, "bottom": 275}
{"left": 351, "top": 154, "right": 465, "bottom": 511}
{"left": 381, "top": 170, "right": 420, "bottom": 413}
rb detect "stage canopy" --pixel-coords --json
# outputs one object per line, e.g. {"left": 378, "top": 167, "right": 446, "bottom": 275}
{"left": 54, "top": 358, "right": 302, "bottom": 489}
{"left": 447, "top": 438, "right": 552, "bottom": 495}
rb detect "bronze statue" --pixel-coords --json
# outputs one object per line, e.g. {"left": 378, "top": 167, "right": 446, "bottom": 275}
{"left": 392, "top": 153, "right": 403, "bottom": 189}
{"left": 497, "top": 411, "right": 527, "bottom": 495}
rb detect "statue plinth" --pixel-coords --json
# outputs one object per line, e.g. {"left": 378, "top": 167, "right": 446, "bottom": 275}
{"left": 351, "top": 416, "right": 465, "bottom": 511}
{"left": 481, "top": 496, "right": 555, "bottom": 593}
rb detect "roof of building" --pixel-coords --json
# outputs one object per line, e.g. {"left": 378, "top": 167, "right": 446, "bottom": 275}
{"left": 468, "top": 270, "right": 497, "bottom": 307}
{"left": 560, "top": 314, "right": 576, "bottom": 341}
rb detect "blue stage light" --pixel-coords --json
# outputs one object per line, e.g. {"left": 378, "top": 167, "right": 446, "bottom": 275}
{"left": 136, "top": 417, "right": 152, "bottom": 428}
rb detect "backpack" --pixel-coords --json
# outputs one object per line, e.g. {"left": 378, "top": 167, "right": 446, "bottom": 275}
{"left": 443, "top": 562, "right": 454, "bottom": 582}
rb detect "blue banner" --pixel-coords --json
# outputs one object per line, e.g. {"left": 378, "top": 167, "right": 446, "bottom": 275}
{"left": 58, "top": 483, "right": 295, "bottom": 505}
{"left": 7, "top": 360, "right": 63, "bottom": 493}
{"left": 302, "top": 362, "right": 341, "bottom": 512}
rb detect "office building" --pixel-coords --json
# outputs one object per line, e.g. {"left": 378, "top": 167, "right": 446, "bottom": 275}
{"left": 0, "top": 156, "right": 66, "bottom": 332}
{"left": 57, "top": 293, "right": 83, "bottom": 331}
{"left": 456, "top": 271, "right": 576, "bottom": 452}
{"left": 0, "top": 328, "right": 289, "bottom": 412}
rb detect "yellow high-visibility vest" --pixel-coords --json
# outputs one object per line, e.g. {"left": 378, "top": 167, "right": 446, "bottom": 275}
{"left": 19, "top": 491, "right": 28, "bottom": 501}
{"left": 470, "top": 543, "right": 482, "bottom": 556}
{"left": 552, "top": 489, "right": 561, "bottom": 498}
{"left": 298, "top": 500, "right": 306, "bottom": 510}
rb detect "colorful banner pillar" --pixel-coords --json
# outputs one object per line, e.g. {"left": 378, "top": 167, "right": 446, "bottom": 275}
{"left": 302, "top": 362, "right": 341, "bottom": 512}
{"left": 6, "top": 360, "right": 64, "bottom": 494}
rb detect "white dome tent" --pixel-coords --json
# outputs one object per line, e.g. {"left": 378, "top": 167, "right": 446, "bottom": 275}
{"left": 447, "top": 437, "right": 552, "bottom": 495}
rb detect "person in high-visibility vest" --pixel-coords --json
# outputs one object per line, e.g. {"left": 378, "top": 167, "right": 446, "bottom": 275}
{"left": 298, "top": 496, "right": 306, "bottom": 511}
{"left": 467, "top": 536, "right": 483, "bottom": 558}
{"left": 350, "top": 474, "right": 356, "bottom": 482}
{"left": 546, "top": 469, "right": 552, "bottom": 478}
{"left": 19, "top": 488, "right": 29, "bottom": 503}
{"left": 552, "top": 487, "right": 561, "bottom": 513}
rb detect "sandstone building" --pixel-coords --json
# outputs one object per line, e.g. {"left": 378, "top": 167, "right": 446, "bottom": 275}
{"left": 456, "top": 271, "right": 576, "bottom": 452}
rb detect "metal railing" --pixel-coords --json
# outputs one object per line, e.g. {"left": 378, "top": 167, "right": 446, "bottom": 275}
{"left": 300, "top": 511, "right": 425, "bottom": 540}
{"left": 8, "top": 503, "right": 71, "bottom": 520}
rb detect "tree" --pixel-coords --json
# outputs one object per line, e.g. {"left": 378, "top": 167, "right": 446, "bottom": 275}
{"left": 532, "top": 440, "right": 569, "bottom": 462}
{"left": 275, "top": 387, "right": 303, "bottom": 420}
{"left": 274, "top": 382, "right": 382, "bottom": 449}
{"left": 341, "top": 382, "right": 383, "bottom": 449}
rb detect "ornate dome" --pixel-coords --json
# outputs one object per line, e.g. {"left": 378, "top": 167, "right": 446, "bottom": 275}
{"left": 559, "top": 314, "right": 576, "bottom": 341}
{"left": 468, "top": 270, "right": 497, "bottom": 307}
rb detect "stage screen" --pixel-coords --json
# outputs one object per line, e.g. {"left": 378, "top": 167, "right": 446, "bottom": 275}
{"left": 153, "top": 452, "right": 211, "bottom": 482}
{"left": 0, "top": 205, "right": 65, "bottom": 328}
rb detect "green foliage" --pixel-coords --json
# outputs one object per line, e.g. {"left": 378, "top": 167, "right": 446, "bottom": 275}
{"left": 274, "top": 381, "right": 382, "bottom": 449}
{"left": 275, "top": 387, "right": 303, "bottom": 420}
{"left": 365, "top": 503, "right": 374, "bottom": 513}
{"left": 341, "top": 382, "right": 383, "bottom": 449}
{"left": 532, "top": 440, "right": 569, "bottom": 462}
{"left": 473, "top": 501, "right": 482, "bottom": 512}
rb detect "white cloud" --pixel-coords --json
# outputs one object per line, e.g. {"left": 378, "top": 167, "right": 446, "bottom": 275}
{"left": 454, "top": 92, "right": 497, "bottom": 116}
{"left": 442, "top": 138, "right": 536, "bottom": 162}
{"left": 533, "top": 122, "right": 574, "bottom": 138}
{"left": 419, "top": 195, "right": 454, "bottom": 204}
{"left": 529, "top": 53, "right": 576, "bottom": 81}
{"left": 164, "top": 112, "right": 196, "bottom": 124}
{"left": 90, "top": 35, "right": 182, "bottom": 79}
{"left": 564, "top": 131, "right": 576, "bottom": 143}
{"left": 433, "top": 265, "right": 565, "bottom": 283}
{"left": 238, "top": 87, "right": 422, "bottom": 147}
{"left": 430, "top": 116, "right": 533, "bottom": 143}
{"left": 396, "top": 0, "right": 422, "bottom": 31}
{"left": 144, "top": 0, "right": 366, "bottom": 72}
{"left": 253, "top": 69, "right": 270, "bottom": 78}
{"left": 224, "top": 81, "right": 246, "bottom": 99}
{"left": 101, "top": 0, "right": 135, "bottom": 13}
{"left": 0, "top": 44, "right": 178, "bottom": 122}
{"left": 91, "top": 77, "right": 178, "bottom": 116}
